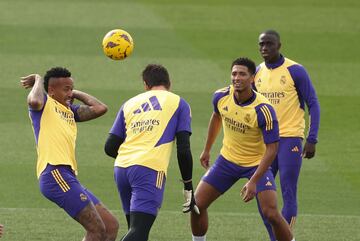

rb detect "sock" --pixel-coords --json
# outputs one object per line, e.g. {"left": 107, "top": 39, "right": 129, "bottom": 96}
{"left": 192, "top": 234, "right": 206, "bottom": 241}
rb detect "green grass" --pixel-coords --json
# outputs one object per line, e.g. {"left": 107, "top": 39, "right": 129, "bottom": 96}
{"left": 1, "top": 0, "right": 360, "bottom": 240}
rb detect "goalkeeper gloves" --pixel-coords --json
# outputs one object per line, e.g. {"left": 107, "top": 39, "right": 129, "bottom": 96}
{"left": 182, "top": 189, "right": 200, "bottom": 214}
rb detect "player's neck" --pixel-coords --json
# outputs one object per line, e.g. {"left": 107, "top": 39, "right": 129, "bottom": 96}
{"left": 148, "top": 86, "right": 168, "bottom": 91}
{"left": 234, "top": 89, "right": 253, "bottom": 104}
{"left": 265, "top": 53, "right": 281, "bottom": 64}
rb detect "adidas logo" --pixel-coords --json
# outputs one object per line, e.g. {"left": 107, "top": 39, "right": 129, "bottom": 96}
{"left": 291, "top": 146, "right": 299, "bottom": 152}
{"left": 133, "top": 96, "right": 162, "bottom": 114}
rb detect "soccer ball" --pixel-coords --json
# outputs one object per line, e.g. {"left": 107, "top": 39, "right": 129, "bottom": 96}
{"left": 102, "top": 29, "right": 134, "bottom": 60}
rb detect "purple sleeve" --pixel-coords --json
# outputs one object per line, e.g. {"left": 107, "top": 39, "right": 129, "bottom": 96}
{"left": 109, "top": 105, "right": 126, "bottom": 139}
{"left": 255, "top": 103, "right": 280, "bottom": 144}
{"left": 212, "top": 87, "right": 230, "bottom": 114}
{"left": 288, "top": 64, "right": 320, "bottom": 143}
{"left": 70, "top": 104, "right": 81, "bottom": 122}
{"left": 176, "top": 98, "right": 192, "bottom": 133}
{"left": 29, "top": 95, "right": 47, "bottom": 145}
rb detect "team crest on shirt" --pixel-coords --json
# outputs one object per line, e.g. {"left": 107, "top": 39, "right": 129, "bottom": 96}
{"left": 244, "top": 114, "right": 251, "bottom": 123}
{"left": 280, "top": 76, "right": 286, "bottom": 85}
{"left": 80, "top": 193, "right": 88, "bottom": 201}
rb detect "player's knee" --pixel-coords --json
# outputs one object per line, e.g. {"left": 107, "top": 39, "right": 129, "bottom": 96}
{"left": 87, "top": 221, "right": 106, "bottom": 240}
{"left": 105, "top": 218, "right": 119, "bottom": 239}
{"left": 194, "top": 194, "right": 210, "bottom": 211}
{"left": 262, "top": 207, "right": 282, "bottom": 225}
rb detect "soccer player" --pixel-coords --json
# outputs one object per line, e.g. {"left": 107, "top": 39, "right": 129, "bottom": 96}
{"left": 104, "top": 64, "right": 199, "bottom": 241}
{"left": 191, "top": 58, "right": 294, "bottom": 241}
{"left": 21, "top": 67, "right": 119, "bottom": 241}
{"left": 254, "top": 30, "right": 320, "bottom": 241}
{"left": 0, "top": 224, "right": 3, "bottom": 238}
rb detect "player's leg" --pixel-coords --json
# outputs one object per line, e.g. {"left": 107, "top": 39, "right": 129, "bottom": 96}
{"left": 191, "top": 155, "right": 240, "bottom": 240}
{"left": 39, "top": 164, "right": 106, "bottom": 241}
{"left": 76, "top": 202, "right": 107, "bottom": 241}
{"left": 121, "top": 212, "right": 156, "bottom": 241}
{"left": 84, "top": 188, "right": 119, "bottom": 241}
{"left": 191, "top": 180, "right": 222, "bottom": 237}
{"left": 93, "top": 204, "right": 119, "bottom": 241}
{"left": 114, "top": 166, "right": 132, "bottom": 235}
{"left": 257, "top": 190, "right": 293, "bottom": 241}
{"left": 115, "top": 165, "right": 165, "bottom": 241}
{"left": 257, "top": 156, "right": 279, "bottom": 241}
{"left": 254, "top": 168, "right": 293, "bottom": 241}
{"left": 278, "top": 137, "right": 302, "bottom": 226}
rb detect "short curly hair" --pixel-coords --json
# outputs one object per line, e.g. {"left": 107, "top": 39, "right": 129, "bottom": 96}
{"left": 231, "top": 57, "right": 256, "bottom": 75}
{"left": 44, "top": 67, "right": 71, "bottom": 92}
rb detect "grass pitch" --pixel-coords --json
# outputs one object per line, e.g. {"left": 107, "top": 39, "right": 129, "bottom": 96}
{"left": 1, "top": 0, "right": 360, "bottom": 240}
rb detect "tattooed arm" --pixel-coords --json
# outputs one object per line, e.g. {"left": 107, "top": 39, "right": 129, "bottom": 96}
{"left": 72, "top": 90, "right": 108, "bottom": 122}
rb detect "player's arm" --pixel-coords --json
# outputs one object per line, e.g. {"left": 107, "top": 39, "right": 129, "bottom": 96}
{"left": 289, "top": 65, "right": 320, "bottom": 158}
{"left": 104, "top": 105, "right": 126, "bottom": 158}
{"left": 241, "top": 104, "right": 279, "bottom": 202}
{"left": 0, "top": 224, "right": 4, "bottom": 238}
{"left": 72, "top": 90, "right": 108, "bottom": 122}
{"left": 21, "top": 74, "right": 45, "bottom": 110}
{"left": 176, "top": 131, "right": 199, "bottom": 214}
{"left": 241, "top": 142, "right": 278, "bottom": 202}
{"left": 175, "top": 98, "right": 199, "bottom": 214}
{"left": 104, "top": 134, "right": 124, "bottom": 158}
{"left": 200, "top": 112, "right": 222, "bottom": 169}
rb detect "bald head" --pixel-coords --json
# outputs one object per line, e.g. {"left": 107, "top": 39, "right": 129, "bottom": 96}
{"left": 260, "top": 29, "right": 280, "bottom": 42}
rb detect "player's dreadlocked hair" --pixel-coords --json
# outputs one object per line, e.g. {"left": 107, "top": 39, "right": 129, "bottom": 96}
{"left": 142, "top": 64, "right": 171, "bottom": 90}
{"left": 44, "top": 67, "right": 71, "bottom": 92}
{"left": 231, "top": 57, "right": 256, "bottom": 75}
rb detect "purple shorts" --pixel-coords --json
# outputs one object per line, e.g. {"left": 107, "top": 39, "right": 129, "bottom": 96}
{"left": 114, "top": 165, "right": 166, "bottom": 216}
{"left": 202, "top": 155, "right": 276, "bottom": 194}
{"left": 39, "top": 164, "right": 100, "bottom": 218}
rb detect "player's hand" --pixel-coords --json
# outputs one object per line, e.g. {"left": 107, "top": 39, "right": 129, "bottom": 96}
{"left": 302, "top": 141, "right": 316, "bottom": 159}
{"left": 240, "top": 180, "right": 256, "bottom": 203}
{"left": 199, "top": 151, "right": 210, "bottom": 169}
{"left": 183, "top": 189, "right": 200, "bottom": 214}
{"left": 20, "top": 74, "right": 42, "bottom": 89}
{"left": 0, "top": 224, "right": 4, "bottom": 238}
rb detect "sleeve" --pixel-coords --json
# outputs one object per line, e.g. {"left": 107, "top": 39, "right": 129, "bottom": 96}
{"left": 256, "top": 103, "right": 280, "bottom": 144}
{"left": 212, "top": 88, "right": 229, "bottom": 114}
{"left": 70, "top": 104, "right": 81, "bottom": 122}
{"left": 212, "top": 92, "right": 220, "bottom": 114}
{"left": 104, "top": 133, "right": 124, "bottom": 158}
{"left": 109, "top": 104, "right": 126, "bottom": 139}
{"left": 176, "top": 131, "right": 193, "bottom": 187}
{"left": 176, "top": 98, "right": 192, "bottom": 134}
{"left": 288, "top": 65, "right": 320, "bottom": 143}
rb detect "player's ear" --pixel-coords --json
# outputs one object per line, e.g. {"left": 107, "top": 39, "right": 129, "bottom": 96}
{"left": 143, "top": 81, "right": 150, "bottom": 90}
{"left": 47, "top": 84, "right": 54, "bottom": 96}
{"left": 250, "top": 75, "right": 255, "bottom": 83}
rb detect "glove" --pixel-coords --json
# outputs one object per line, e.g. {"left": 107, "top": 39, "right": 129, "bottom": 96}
{"left": 183, "top": 189, "right": 200, "bottom": 214}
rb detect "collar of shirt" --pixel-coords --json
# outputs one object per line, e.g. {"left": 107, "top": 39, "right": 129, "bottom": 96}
{"left": 265, "top": 54, "right": 285, "bottom": 69}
